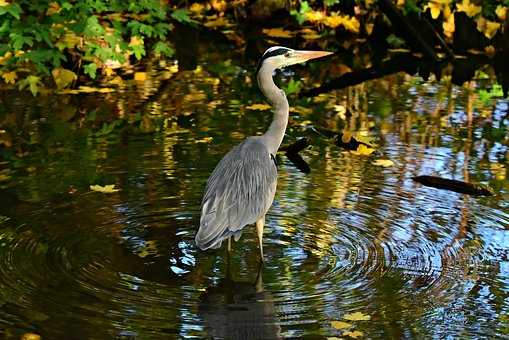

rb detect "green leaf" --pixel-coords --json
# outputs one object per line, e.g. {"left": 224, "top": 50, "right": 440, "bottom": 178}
{"left": 84, "top": 63, "right": 97, "bottom": 79}
{"left": 386, "top": 34, "right": 406, "bottom": 48}
{"left": 18, "top": 75, "right": 42, "bottom": 96}
{"left": 130, "top": 44, "right": 145, "bottom": 60}
{"left": 153, "top": 41, "right": 174, "bottom": 57}
{"left": 171, "top": 9, "right": 191, "bottom": 23}
{"left": 84, "top": 16, "right": 104, "bottom": 37}
{"left": 0, "top": 3, "right": 22, "bottom": 20}
{"left": 290, "top": 1, "right": 310, "bottom": 25}
{"left": 284, "top": 79, "right": 302, "bottom": 95}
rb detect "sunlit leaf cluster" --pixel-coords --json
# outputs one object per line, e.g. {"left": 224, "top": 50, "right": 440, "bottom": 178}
{"left": 0, "top": 0, "right": 176, "bottom": 94}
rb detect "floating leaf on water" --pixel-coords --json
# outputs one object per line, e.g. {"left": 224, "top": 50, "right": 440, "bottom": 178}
{"left": 343, "top": 330, "right": 364, "bottom": 338}
{"left": 343, "top": 311, "right": 371, "bottom": 321}
{"left": 90, "top": 184, "right": 120, "bottom": 193}
{"left": 21, "top": 333, "right": 41, "bottom": 340}
{"left": 350, "top": 144, "right": 375, "bottom": 156}
{"left": 372, "top": 159, "right": 394, "bottom": 167}
{"left": 262, "top": 28, "right": 294, "bottom": 38}
{"left": 246, "top": 103, "right": 271, "bottom": 110}
{"left": 412, "top": 175, "right": 495, "bottom": 196}
{"left": 331, "top": 320, "right": 352, "bottom": 329}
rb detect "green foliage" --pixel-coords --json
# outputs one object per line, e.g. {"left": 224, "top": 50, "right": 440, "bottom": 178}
{"left": 291, "top": 1, "right": 311, "bottom": 25}
{"left": 0, "top": 0, "right": 179, "bottom": 94}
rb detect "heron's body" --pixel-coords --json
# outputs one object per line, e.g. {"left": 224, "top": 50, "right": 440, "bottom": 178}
{"left": 195, "top": 46, "right": 332, "bottom": 259}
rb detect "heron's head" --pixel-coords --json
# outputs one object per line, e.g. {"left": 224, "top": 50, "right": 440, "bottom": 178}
{"left": 257, "top": 46, "right": 333, "bottom": 74}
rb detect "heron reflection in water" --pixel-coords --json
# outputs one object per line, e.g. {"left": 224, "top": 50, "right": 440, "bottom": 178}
{"left": 195, "top": 46, "right": 333, "bottom": 260}
{"left": 198, "top": 264, "right": 281, "bottom": 339}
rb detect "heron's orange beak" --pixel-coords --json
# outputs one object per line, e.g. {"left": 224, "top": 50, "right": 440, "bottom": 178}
{"left": 294, "top": 50, "right": 334, "bottom": 62}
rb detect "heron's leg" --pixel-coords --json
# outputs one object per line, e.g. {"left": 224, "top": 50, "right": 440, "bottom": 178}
{"left": 227, "top": 236, "right": 232, "bottom": 252}
{"left": 256, "top": 218, "right": 265, "bottom": 262}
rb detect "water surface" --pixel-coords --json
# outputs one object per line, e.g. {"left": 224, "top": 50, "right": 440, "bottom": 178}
{"left": 0, "top": 46, "right": 508, "bottom": 339}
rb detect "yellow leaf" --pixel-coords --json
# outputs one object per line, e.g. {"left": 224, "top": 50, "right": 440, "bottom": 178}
{"left": 0, "top": 173, "right": 10, "bottom": 182}
{"left": 104, "top": 67, "right": 115, "bottom": 76}
{"left": 343, "top": 330, "right": 364, "bottom": 338}
{"left": 443, "top": 14, "right": 455, "bottom": 38}
{"left": 2, "top": 71, "right": 17, "bottom": 84}
{"left": 0, "top": 51, "right": 12, "bottom": 65}
{"left": 246, "top": 103, "right": 271, "bottom": 110}
{"left": 350, "top": 144, "right": 375, "bottom": 156}
{"left": 90, "top": 184, "right": 120, "bottom": 193}
{"left": 190, "top": 3, "right": 205, "bottom": 13}
{"left": 21, "top": 333, "right": 41, "bottom": 340}
{"left": 305, "top": 10, "right": 326, "bottom": 22}
{"left": 134, "top": 72, "right": 147, "bottom": 81}
{"left": 262, "top": 28, "right": 294, "bottom": 38}
{"left": 52, "top": 68, "right": 77, "bottom": 89}
{"left": 372, "top": 159, "right": 394, "bottom": 167}
{"left": 300, "top": 28, "right": 321, "bottom": 40}
{"left": 427, "top": 2, "right": 442, "bottom": 19}
{"left": 477, "top": 18, "right": 501, "bottom": 39}
{"left": 331, "top": 321, "right": 352, "bottom": 329}
{"left": 325, "top": 14, "right": 360, "bottom": 33}
{"left": 496, "top": 5, "right": 507, "bottom": 21}
{"left": 0, "top": 0, "right": 10, "bottom": 6}
{"left": 129, "top": 36, "right": 143, "bottom": 46}
{"left": 46, "top": 2, "right": 61, "bottom": 15}
{"left": 344, "top": 312, "right": 371, "bottom": 321}
{"left": 456, "top": 0, "right": 481, "bottom": 17}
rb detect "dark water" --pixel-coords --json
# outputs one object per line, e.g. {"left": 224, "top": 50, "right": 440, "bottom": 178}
{"left": 0, "top": 48, "right": 508, "bottom": 339}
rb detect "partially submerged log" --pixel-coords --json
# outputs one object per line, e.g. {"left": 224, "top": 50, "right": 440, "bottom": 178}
{"left": 412, "top": 175, "right": 495, "bottom": 196}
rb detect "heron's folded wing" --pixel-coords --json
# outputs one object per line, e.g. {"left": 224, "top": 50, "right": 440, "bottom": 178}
{"left": 195, "top": 138, "right": 277, "bottom": 250}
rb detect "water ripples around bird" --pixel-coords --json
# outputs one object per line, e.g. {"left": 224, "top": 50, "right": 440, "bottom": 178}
{"left": 1, "top": 104, "right": 508, "bottom": 338}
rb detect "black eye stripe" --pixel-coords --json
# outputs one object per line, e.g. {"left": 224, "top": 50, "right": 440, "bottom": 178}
{"left": 256, "top": 48, "right": 291, "bottom": 74}
{"left": 261, "top": 48, "right": 291, "bottom": 61}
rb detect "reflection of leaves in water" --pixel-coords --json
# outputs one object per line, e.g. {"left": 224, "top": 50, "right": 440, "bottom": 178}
{"left": 262, "top": 28, "right": 295, "bottom": 38}
{"left": 372, "top": 159, "right": 394, "bottom": 167}
{"left": 246, "top": 103, "right": 271, "bottom": 110}
{"left": 343, "top": 330, "right": 364, "bottom": 338}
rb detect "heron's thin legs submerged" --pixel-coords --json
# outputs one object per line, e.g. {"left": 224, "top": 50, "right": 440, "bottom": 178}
{"left": 256, "top": 218, "right": 265, "bottom": 261}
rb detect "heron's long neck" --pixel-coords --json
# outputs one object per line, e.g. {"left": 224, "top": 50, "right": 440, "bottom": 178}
{"left": 257, "top": 64, "right": 289, "bottom": 155}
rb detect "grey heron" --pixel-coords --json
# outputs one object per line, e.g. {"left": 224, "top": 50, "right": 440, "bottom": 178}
{"left": 195, "top": 46, "right": 333, "bottom": 260}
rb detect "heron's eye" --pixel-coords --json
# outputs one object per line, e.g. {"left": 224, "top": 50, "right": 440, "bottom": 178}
{"left": 284, "top": 52, "right": 291, "bottom": 58}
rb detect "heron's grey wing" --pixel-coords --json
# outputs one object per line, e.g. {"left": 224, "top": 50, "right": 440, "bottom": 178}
{"left": 195, "top": 137, "right": 277, "bottom": 250}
